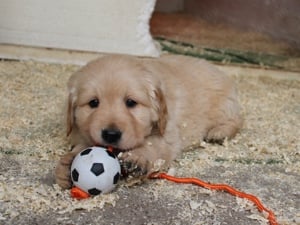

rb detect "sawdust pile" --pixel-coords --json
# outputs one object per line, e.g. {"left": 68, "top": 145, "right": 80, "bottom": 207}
{"left": 0, "top": 60, "right": 299, "bottom": 225}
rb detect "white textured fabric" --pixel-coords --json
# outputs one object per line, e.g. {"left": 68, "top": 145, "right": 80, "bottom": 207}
{"left": 0, "top": 0, "right": 160, "bottom": 57}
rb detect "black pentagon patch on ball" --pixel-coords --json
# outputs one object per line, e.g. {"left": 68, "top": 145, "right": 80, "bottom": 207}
{"left": 106, "top": 150, "right": 116, "bottom": 159}
{"left": 113, "top": 172, "right": 120, "bottom": 184}
{"left": 90, "top": 163, "right": 104, "bottom": 176}
{"left": 80, "top": 148, "right": 92, "bottom": 156}
{"left": 88, "top": 188, "right": 102, "bottom": 195}
{"left": 71, "top": 169, "right": 79, "bottom": 182}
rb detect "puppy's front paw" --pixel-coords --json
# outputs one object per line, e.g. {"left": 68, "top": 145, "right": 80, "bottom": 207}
{"left": 55, "top": 153, "right": 75, "bottom": 189}
{"left": 119, "top": 160, "right": 147, "bottom": 178}
{"left": 118, "top": 151, "right": 150, "bottom": 178}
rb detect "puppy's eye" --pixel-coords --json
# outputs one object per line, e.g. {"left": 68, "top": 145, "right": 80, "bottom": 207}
{"left": 88, "top": 98, "right": 99, "bottom": 108}
{"left": 125, "top": 98, "right": 137, "bottom": 108}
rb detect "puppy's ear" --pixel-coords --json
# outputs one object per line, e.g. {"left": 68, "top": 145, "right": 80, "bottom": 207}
{"left": 66, "top": 90, "right": 76, "bottom": 136}
{"left": 154, "top": 87, "right": 168, "bottom": 135}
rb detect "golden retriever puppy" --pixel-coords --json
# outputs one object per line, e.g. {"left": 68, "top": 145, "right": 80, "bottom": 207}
{"left": 55, "top": 54, "right": 242, "bottom": 189}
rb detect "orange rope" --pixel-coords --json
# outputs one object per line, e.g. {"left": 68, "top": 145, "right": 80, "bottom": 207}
{"left": 149, "top": 172, "right": 278, "bottom": 225}
{"left": 71, "top": 186, "right": 90, "bottom": 199}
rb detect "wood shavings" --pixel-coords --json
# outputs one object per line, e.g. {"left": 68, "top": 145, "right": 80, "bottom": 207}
{"left": 0, "top": 60, "right": 299, "bottom": 224}
{"left": 189, "top": 200, "right": 202, "bottom": 210}
{"left": 246, "top": 214, "right": 269, "bottom": 225}
{"left": 1, "top": 180, "right": 119, "bottom": 218}
{"left": 204, "top": 200, "right": 217, "bottom": 212}
{"left": 235, "top": 197, "right": 256, "bottom": 212}
{"left": 153, "top": 159, "right": 166, "bottom": 171}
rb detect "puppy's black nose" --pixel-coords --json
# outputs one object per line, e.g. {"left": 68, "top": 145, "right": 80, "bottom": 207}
{"left": 102, "top": 128, "right": 122, "bottom": 144}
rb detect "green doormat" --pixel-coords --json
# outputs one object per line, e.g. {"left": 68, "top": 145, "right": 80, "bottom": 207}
{"left": 156, "top": 37, "right": 300, "bottom": 72}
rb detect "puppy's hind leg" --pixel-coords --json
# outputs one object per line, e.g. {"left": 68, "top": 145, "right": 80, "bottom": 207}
{"left": 206, "top": 119, "right": 242, "bottom": 144}
{"left": 206, "top": 92, "right": 243, "bottom": 144}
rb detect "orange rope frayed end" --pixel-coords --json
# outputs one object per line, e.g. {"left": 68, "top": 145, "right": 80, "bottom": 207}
{"left": 71, "top": 186, "right": 90, "bottom": 200}
{"left": 107, "top": 146, "right": 114, "bottom": 153}
{"left": 149, "top": 172, "right": 278, "bottom": 225}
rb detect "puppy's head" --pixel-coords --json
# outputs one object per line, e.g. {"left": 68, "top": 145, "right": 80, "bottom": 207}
{"left": 67, "top": 55, "right": 167, "bottom": 151}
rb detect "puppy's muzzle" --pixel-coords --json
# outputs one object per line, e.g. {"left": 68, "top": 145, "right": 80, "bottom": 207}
{"left": 102, "top": 128, "right": 122, "bottom": 144}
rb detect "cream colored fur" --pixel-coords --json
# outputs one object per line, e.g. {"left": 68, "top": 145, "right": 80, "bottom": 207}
{"left": 55, "top": 54, "right": 242, "bottom": 189}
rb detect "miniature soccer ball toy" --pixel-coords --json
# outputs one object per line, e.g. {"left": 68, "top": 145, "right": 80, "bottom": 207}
{"left": 71, "top": 146, "right": 121, "bottom": 197}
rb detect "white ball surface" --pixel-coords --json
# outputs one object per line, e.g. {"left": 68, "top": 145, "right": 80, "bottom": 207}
{"left": 71, "top": 146, "right": 121, "bottom": 195}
